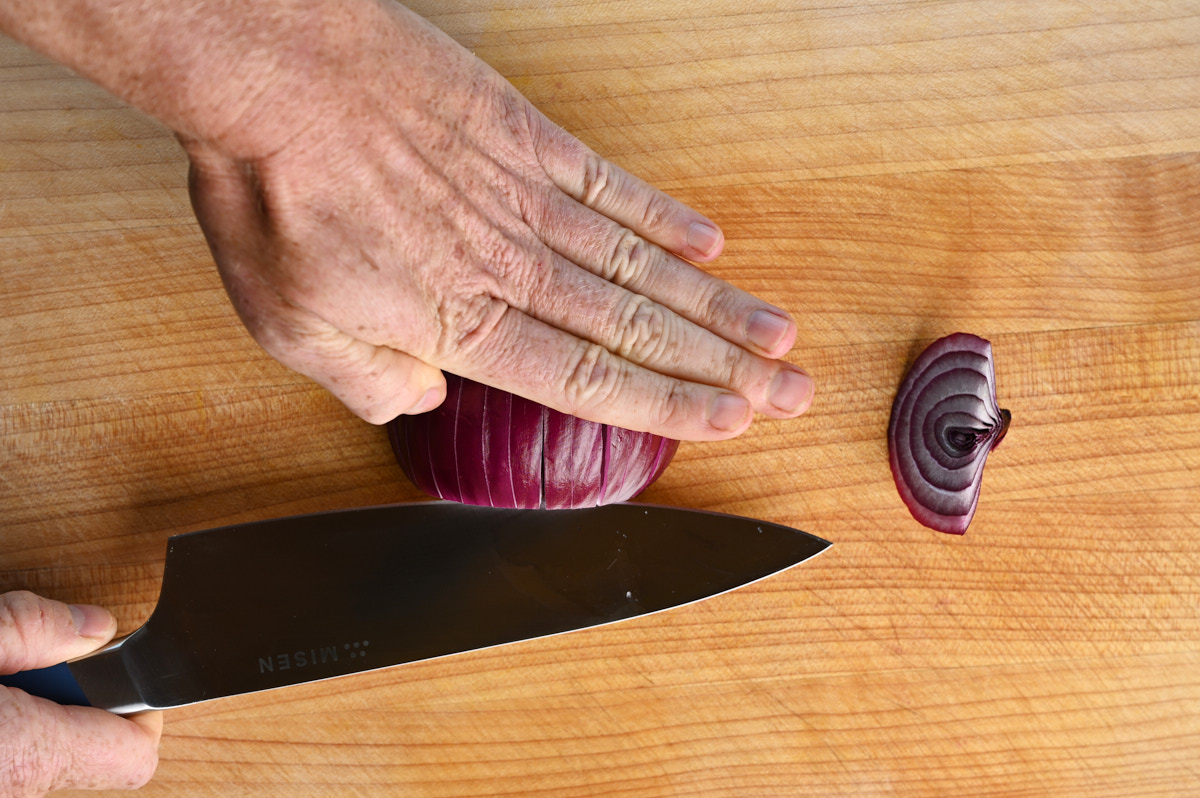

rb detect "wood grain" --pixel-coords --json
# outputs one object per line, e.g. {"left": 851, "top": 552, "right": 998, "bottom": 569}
{"left": 453, "top": 0, "right": 1200, "bottom": 185}
{"left": 2, "top": 1, "right": 1199, "bottom": 796}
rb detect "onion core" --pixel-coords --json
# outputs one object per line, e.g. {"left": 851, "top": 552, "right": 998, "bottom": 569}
{"left": 388, "top": 374, "right": 679, "bottom": 509}
{"left": 887, "top": 333, "right": 1010, "bottom": 534}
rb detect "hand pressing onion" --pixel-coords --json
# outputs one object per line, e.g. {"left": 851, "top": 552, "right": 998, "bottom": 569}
{"left": 888, "top": 333, "right": 1010, "bottom": 534}
{"left": 388, "top": 374, "right": 678, "bottom": 509}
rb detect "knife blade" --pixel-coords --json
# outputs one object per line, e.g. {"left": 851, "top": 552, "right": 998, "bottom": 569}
{"left": 1, "top": 501, "right": 830, "bottom": 714}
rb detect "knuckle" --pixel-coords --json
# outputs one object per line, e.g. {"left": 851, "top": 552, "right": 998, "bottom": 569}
{"left": 476, "top": 234, "right": 533, "bottom": 286}
{"left": 612, "top": 296, "right": 670, "bottom": 364}
{"left": 434, "top": 241, "right": 548, "bottom": 361}
{"left": 495, "top": 82, "right": 536, "bottom": 144}
{"left": 637, "top": 191, "right": 674, "bottom": 233}
{"left": 715, "top": 341, "right": 750, "bottom": 389}
{"left": 691, "top": 277, "right": 731, "bottom": 328}
{"left": 580, "top": 154, "right": 615, "bottom": 207}
{"left": 498, "top": 173, "right": 538, "bottom": 228}
{"left": 646, "top": 380, "right": 692, "bottom": 433}
{"left": 0, "top": 592, "right": 49, "bottom": 673}
{"left": 0, "top": 591, "right": 43, "bottom": 632}
{"left": 555, "top": 344, "right": 693, "bottom": 435}
{"left": 435, "top": 293, "right": 510, "bottom": 359}
{"left": 601, "top": 229, "right": 655, "bottom": 286}
{"left": 558, "top": 343, "right": 622, "bottom": 415}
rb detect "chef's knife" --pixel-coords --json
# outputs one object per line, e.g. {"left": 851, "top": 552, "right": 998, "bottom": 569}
{"left": 1, "top": 501, "right": 830, "bottom": 714}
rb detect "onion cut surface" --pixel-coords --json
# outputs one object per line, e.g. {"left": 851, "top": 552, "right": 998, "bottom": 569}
{"left": 887, "top": 333, "right": 1010, "bottom": 535}
{"left": 388, "top": 374, "right": 678, "bottom": 509}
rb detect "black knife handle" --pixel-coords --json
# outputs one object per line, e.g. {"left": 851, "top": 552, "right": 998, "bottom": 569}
{"left": 0, "top": 663, "right": 92, "bottom": 707}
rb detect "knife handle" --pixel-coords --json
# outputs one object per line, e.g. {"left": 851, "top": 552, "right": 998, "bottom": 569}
{"left": 0, "top": 663, "right": 92, "bottom": 707}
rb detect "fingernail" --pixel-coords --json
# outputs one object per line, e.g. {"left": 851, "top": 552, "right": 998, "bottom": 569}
{"left": 746, "top": 309, "right": 793, "bottom": 355}
{"left": 769, "top": 368, "right": 815, "bottom": 415}
{"left": 410, "top": 386, "right": 443, "bottom": 415}
{"left": 707, "top": 392, "right": 751, "bottom": 432}
{"left": 69, "top": 604, "right": 113, "bottom": 639}
{"left": 687, "top": 222, "right": 723, "bottom": 258}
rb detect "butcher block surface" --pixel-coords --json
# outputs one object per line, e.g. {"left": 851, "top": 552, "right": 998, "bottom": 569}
{"left": 3, "top": 2, "right": 1199, "bottom": 796}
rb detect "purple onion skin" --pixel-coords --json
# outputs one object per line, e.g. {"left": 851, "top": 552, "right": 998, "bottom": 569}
{"left": 888, "top": 333, "right": 1011, "bottom": 535}
{"left": 387, "top": 374, "right": 679, "bottom": 509}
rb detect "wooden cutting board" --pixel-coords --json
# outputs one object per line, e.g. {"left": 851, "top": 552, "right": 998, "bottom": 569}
{"left": 3, "top": 2, "right": 1199, "bottom": 795}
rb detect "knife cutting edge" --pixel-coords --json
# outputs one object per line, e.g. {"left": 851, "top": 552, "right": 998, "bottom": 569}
{"left": 1, "top": 501, "right": 831, "bottom": 714}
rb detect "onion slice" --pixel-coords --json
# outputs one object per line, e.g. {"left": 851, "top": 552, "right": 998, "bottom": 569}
{"left": 887, "top": 333, "right": 1010, "bottom": 534}
{"left": 388, "top": 374, "right": 679, "bottom": 509}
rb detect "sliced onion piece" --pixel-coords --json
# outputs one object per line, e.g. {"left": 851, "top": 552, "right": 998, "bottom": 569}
{"left": 887, "top": 333, "right": 1010, "bottom": 534}
{"left": 388, "top": 374, "right": 679, "bottom": 509}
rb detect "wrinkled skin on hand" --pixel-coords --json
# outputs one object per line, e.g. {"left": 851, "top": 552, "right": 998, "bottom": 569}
{"left": 183, "top": 2, "right": 813, "bottom": 439}
{"left": 0, "top": 591, "right": 161, "bottom": 797}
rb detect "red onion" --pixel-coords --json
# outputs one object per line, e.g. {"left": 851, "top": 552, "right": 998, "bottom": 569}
{"left": 387, "top": 374, "right": 679, "bottom": 509}
{"left": 887, "top": 333, "right": 1010, "bottom": 535}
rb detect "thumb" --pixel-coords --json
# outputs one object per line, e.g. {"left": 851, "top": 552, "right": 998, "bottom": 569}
{"left": 261, "top": 313, "right": 450, "bottom": 424}
{"left": 0, "top": 590, "right": 117, "bottom": 675}
{"left": 227, "top": 287, "right": 450, "bottom": 424}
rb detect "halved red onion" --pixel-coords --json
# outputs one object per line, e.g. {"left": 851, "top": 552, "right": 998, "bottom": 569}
{"left": 887, "top": 333, "right": 1010, "bottom": 535}
{"left": 387, "top": 374, "right": 679, "bottom": 509}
